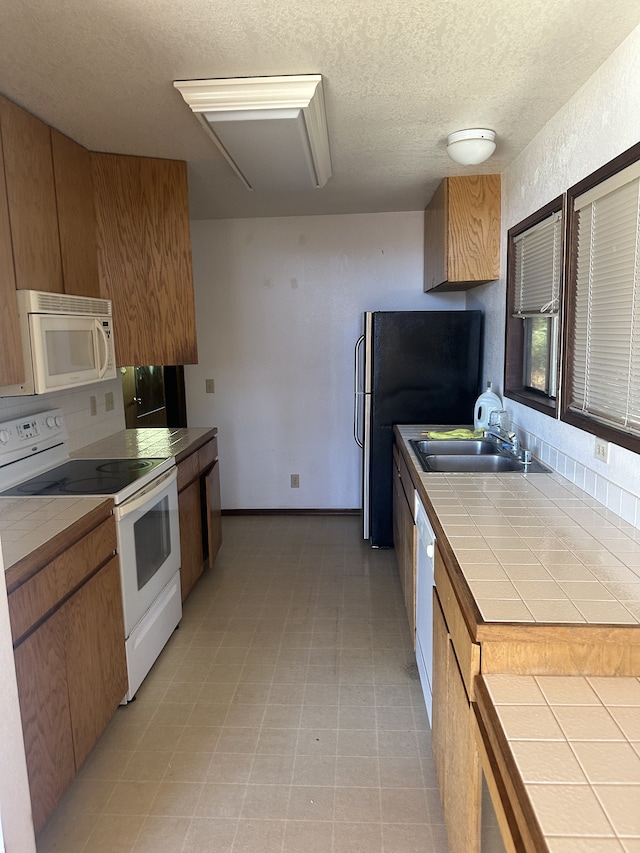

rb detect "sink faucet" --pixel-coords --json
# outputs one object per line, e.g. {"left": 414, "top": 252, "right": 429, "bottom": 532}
{"left": 486, "top": 411, "right": 520, "bottom": 457}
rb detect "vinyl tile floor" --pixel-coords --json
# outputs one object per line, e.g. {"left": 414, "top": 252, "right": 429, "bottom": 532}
{"left": 37, "top": 515, "right": 448, "bottom": 853}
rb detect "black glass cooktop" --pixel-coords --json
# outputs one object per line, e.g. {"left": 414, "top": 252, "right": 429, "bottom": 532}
{"left": 1, "top": 458, "right": 166, "bottom": 497}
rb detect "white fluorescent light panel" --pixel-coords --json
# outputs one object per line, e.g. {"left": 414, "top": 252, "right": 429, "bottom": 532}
{"left": 173, "top": 75, "right": 332, "bottom": 191}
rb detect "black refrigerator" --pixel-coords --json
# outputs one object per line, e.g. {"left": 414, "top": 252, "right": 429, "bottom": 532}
{"left": 354, "top": 310, "right": 482, "bottom": 547}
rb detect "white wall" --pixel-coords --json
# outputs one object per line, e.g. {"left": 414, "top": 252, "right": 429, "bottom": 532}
{"left": 469, "top": 22, "right": 640, "bottom": 522}
{"left": 186, "top": 211, "right": 464, "bottom": 509}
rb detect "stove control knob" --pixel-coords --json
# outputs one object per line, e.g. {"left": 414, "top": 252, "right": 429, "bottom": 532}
{"left": 0, "top": 429, "right": 10, "bottom": 445}
{"left": 46, "top": 416, "right": 56, "bottom": 429}
{"left": 54, "top": 416, "right": 63, "bottom": 428}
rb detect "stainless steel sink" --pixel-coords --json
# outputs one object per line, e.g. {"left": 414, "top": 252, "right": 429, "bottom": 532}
{"left": 409, "top": 439, "right": 551, "bottom": 474}
{"left": 411, "top": 438, "right": 498, "bottom": 456}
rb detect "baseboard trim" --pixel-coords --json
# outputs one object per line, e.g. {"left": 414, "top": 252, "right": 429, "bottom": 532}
{"left": 222, "top": 509, "right": 361, "bottom": 517}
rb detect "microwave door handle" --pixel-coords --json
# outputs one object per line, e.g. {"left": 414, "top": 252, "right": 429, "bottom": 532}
{"left": 95, "top": 319, "right": 110, "bottom": 378}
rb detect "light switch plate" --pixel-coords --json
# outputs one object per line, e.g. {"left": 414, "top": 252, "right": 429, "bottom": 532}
{"left": 90, "top": 396, "right": 97, "bottom": 417}
{"left": 206, "top": 379, "right": 215, "bottom": 393}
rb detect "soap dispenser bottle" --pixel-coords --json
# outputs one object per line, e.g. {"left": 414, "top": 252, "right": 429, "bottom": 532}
{"left": 473, "top": 382, "right": 502, "bottom": 431}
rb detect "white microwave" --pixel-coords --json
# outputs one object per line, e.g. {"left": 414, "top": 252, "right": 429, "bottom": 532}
{"left": 0, "top": 290, "right": 117, "bottom": 396}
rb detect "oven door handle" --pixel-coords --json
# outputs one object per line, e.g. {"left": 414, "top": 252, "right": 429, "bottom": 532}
{"left": 115, "top": 467, "right": 177, "bottom": 520}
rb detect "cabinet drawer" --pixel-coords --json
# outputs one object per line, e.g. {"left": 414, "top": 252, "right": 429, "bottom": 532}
{"left": 435, "top": 547, "right": 480, "bottom": 699}
{"left": 8, "top": 517, "right": 116, "bottom": 645}
{"left": 177, "top": 450, "right": 200, "bottom": 491}
{"left": 198, "top": 435, "right": 218, "bottom": 471}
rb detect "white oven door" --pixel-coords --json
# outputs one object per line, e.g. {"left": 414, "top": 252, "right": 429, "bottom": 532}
{"left": 115, "top": 467, "right": 181, "bottom": 637}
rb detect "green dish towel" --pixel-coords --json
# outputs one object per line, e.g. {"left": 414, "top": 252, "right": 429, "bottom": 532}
{"left": 422, "top": 428, "right": 484, "bottom": 439}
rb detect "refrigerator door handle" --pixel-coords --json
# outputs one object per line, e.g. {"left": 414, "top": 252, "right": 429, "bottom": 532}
{"left": 354, "top": 334, "right": 365, "bottom": 448}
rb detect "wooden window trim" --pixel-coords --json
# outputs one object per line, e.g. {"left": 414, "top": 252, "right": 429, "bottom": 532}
{"left": 504, "top": 195, "right": 565, "bottom": 418}
{"left": 561, "top": 140, "right": 640, "bottom": 455}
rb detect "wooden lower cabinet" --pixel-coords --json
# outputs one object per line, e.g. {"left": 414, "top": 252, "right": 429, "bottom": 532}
{"left": 392, "top": 446, "right": 416, "bottom": 643}
{"left": 431, "top": 590, "right": 449, "bottom": 796}
{"left": 204, "top": 459, "right": 222, "bottom": 568}
{"left": 66, "top": 557, "right": 127, "bottom": 767}
{"left": 13, "top": 608, "right": 75, "bottom": 834}
{"left": 178, "top": 477, "right": 205, "bottom": 601}
{"left": 177, "top": 432, "right": 222, "bottom": 601}
{"left": 432, "top": 586, "right": 481, "bottom": 853}
{"left": 9, "top": 515, "right": 127, "bottom": 834}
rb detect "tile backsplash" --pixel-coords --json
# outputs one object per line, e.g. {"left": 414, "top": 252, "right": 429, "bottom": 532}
{"left": 517, "top": 424, "right": 640, "bottom": 530}
{"left": 0, "top": 377, "right": 126, "bottom": 452}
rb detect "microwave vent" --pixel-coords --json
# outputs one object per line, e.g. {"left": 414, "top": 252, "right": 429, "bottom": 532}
{"left": 18, "top": 290, "right": 113, "bottom": 317}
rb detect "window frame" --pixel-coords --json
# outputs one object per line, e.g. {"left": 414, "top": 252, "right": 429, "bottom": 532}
{"left": 561, "top": 141, "right": 640, "bottom": 455}
{"left": 504, "top": 195, "right": 565, "bottom": 418}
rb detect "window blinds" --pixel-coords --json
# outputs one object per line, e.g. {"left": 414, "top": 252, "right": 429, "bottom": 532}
{"left": 568, "top": 161, "right": 640, "bottom": 434}
{"left": 513, "top": 212, "right": 562, "bottom": 317}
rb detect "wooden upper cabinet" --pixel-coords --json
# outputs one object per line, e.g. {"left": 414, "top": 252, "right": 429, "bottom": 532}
{"left": 50, "top": 129, "right": 101, "bottom": 298}
{"left": 0, "top": 95, "right": 63, "bottom": 293}
{"left": 91, "top": 152, "right": 198, "bottom": 367}
{"left": 0, "top": 125, "right": 24, "bottom": 387}
{"left": 424, "top": 174, "right": 500, "bottom": 292}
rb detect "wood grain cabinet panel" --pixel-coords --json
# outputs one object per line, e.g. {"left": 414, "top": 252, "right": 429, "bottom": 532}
{"left": 0, "top": 122, "right": 23, "bottom": 387}
{"left": 50, "top": 129, "right": 100, "bottom": 298}
{"left": 204, "top": 460, "right": 222, "bottom": 569}
{"left": 177, "top": 435, "right": 222, "bottom": 601}
{"left": 66, "top": 556, "right": 127, "bottom": 767}
{"left": 392, "top": 446, "right": 416, "bottom": 645}
{"left": 0, "top": 95, "right": 63, "bottom": 293}
{"left": 432, "top": 587, "right": 481, "bottom": 853}
{"left": 444, "top": 641, "right": 481, "bottom": 853}
{"left": 13, "top": 607, "right": 75, "bottom": 835}
{"left": 10, "top": 520, "right": 126, "bottom": 834}
{"left": 91, "top": 152, "right": 198, "bottom": 367}
{"left": 431, "top": 589, "right": 449, "bottom": 800}
{"left": 178, "top": 477, "right": 205, "bottom": 602}
{"left": 424, "top": 174, "right": 500, "bottom": 292}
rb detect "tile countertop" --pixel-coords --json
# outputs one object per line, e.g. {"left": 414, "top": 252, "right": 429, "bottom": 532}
{"left": 1, "top": 428, "right": 215, "bottom": 574}
{"left": 480, "top": 673, "right": 640, "bottom": 852}
{"left": 0, "top": 496, "right": 112, "bottom": 572}
{"left": 70, "top": 426, "right": 215, "bottom": 461}
{"left": 395, "top": 425, "right": 640, "bottom": 626}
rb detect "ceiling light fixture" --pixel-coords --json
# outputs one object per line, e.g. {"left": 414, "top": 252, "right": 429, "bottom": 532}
{"left": 173, "top": 75, "right": 332, "bottom": 191}
{"left": 446, "top": 129, "right": 496, "bottom": 166}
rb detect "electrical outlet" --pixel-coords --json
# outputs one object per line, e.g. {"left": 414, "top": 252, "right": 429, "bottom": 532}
{"left": 105, "top": 391, "right": 114, "bottom": 412}
{"left": 595, "top": 438, "right": 609, "bottom": 463}
{"left": 90, "top": 395, "right": 97, "bottom": 416}
{"left": 290, "top": 474, "right": 300, "bottom": 488}
{"left": 205, "top": 379, "right": 215, "bottom": 393}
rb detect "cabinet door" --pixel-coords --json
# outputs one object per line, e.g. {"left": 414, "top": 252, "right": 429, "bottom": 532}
{"left": 444, "top": 640, "right": 481, "bottom": 853}
{"left": 204, "top": 460, "right": 222, "bottom": 568}
{"left": 0, "top": 124, "right": 23, "bottom": 387}
{"left": 424, "top": 179, "right": 447, "bottom": 291}
{"left": 92, "top": 153, "right": 198, "bottom": 366}
{"left": 179, "top": 477, "right": 205, "bottom": 601}
{"left": 0, "top": 95, "right": 63, "bottom": 293}
{"left": 13, "top": 607, "right": 75, "bottom": 834}
{"left": 50, "top": 129, "right": 100, "bottom": 298}
{"left": 431, "top": 589, "right": 449, "bottom": 800}
{"left": 66, "top": 557, "right": 128, "bottom": 767}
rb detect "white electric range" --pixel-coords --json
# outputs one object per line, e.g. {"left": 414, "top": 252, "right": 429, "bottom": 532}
{"left": 0, "top": 409, "right": 182, "bottom": 700}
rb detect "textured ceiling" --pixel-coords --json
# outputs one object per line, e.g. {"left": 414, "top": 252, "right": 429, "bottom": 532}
{"left": 0, "top": 1, "right": 639, "bottom": 219}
